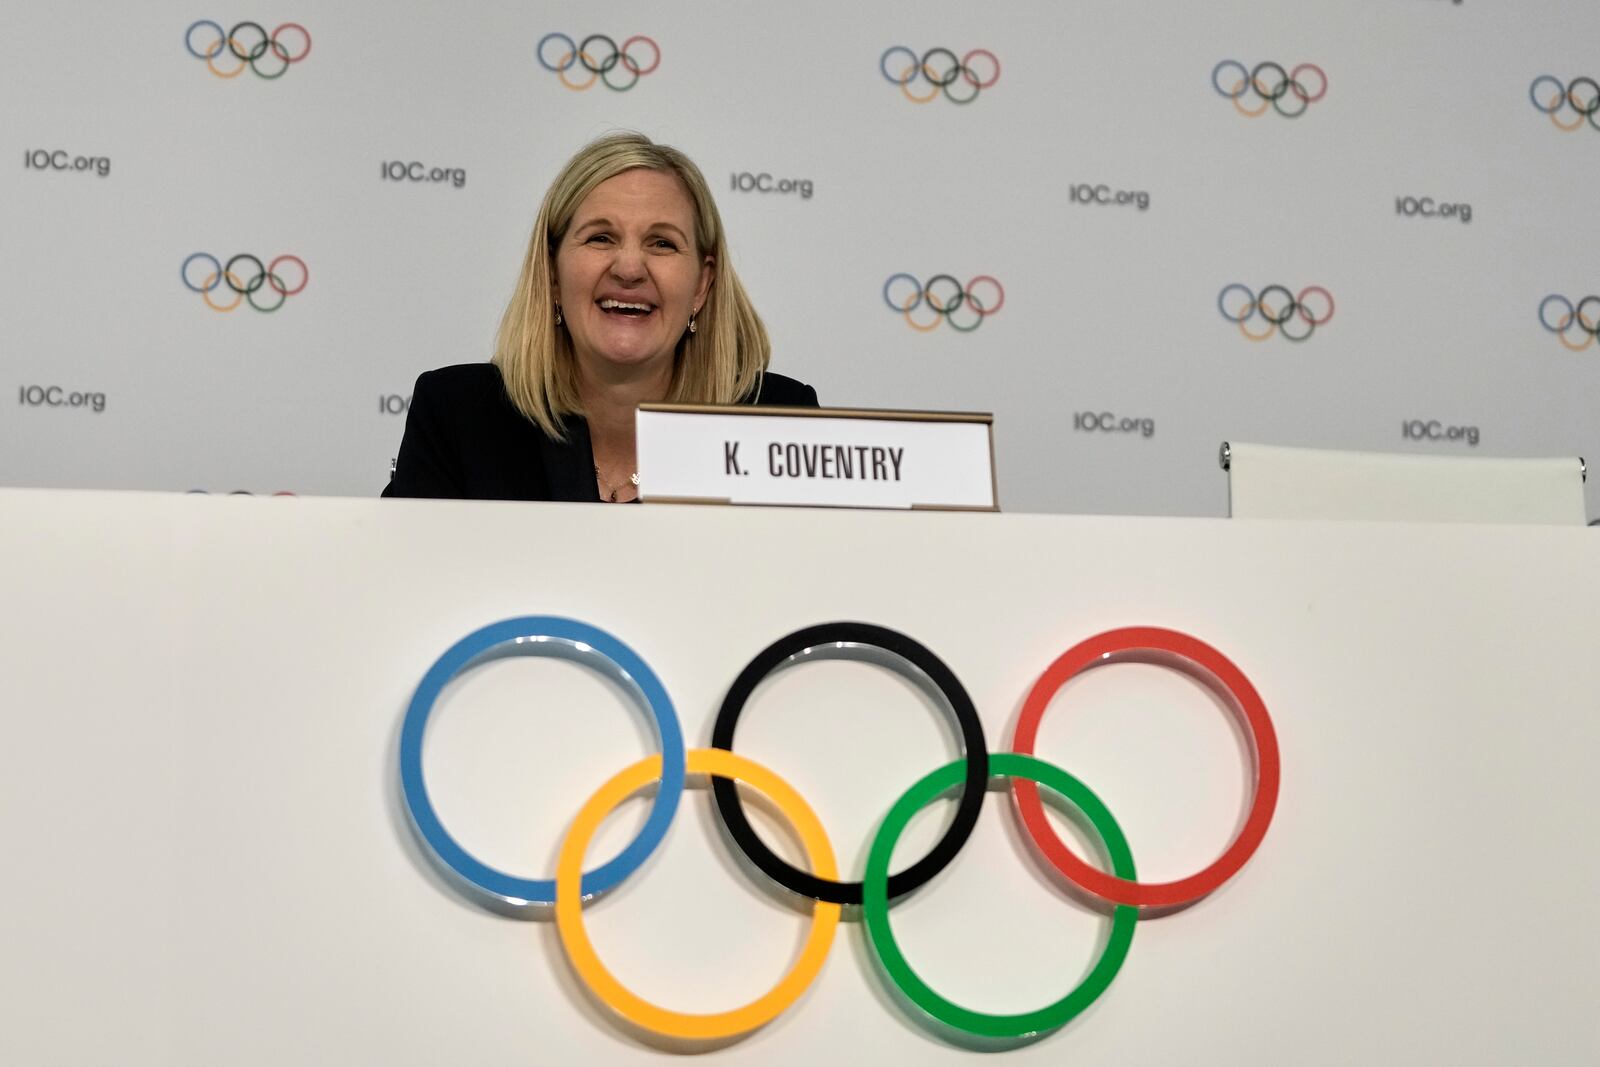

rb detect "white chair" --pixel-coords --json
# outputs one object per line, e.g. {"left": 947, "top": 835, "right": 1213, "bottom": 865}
{"left": 1219, "top": 441, "right": 1587, "bottom": 525}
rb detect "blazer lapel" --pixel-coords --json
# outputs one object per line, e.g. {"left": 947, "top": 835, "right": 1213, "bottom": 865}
{"left": 537, "top": 415, "right": 601, "bottom": 502}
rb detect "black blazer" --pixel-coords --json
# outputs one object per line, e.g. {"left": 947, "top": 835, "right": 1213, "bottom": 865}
{"left": 382, "top": 363, "right": 819, "bottom": 501}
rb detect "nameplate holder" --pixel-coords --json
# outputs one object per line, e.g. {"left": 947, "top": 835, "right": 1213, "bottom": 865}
{"left": 636, "top": 404, "right": 997, "bottom": 510}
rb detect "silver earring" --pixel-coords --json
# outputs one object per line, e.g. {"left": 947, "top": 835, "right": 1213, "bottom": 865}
{"left": 688, "top": 314, "right": 697, "bottom": 334}
{"left": 554, "top": 305, "right": 562, "bottom": 326}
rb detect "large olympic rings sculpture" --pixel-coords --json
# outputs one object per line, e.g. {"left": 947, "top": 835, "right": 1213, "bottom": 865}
{"left": 880, "top": 46, "right": 1001, "bottom": 105}
{"left": 883, "top": 274, "right": 1005, "bottom": 332}
{"left": 537, "top": 33, "right": 660, "bottom": 92}
{"left": 1529, "top": 76, "right": 1600, "bottom": 133}
{"left": 181, "top": 253, "right": 308, "bottom": 313}
{"left": 1211, "top": 60, "right": 1327, "bottom": 119}
{"left": 184, "top": 21, "right": 311, "bottom": 80}
{"left": 1538, "top": 294, "right": 1600, "bottom": 351}
{"left": 399, "top": 617, "right": 1280, "bottom": 1046}
{"left": 1217, "top": 284, "right": 1335, "bottom": 342}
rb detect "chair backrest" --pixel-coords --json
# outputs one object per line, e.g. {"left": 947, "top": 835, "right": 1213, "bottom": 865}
{"left": 1221, "top": 441, "right": 1587, "bottom": 525}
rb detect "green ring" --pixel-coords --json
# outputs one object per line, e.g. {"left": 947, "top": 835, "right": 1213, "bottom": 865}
{"left": 1278, "top": 312, "right": 1315, "bottom": 342}
{"left": 1272, "top": 86, "right": 1309, "bottom": 119}
{"left": 946, "top": 291, "right": 986, "bottom": 332}
{"left": 943, "top": 71, "right": 980, "bottom": 105}
{"left": 251, "top": 49, "right": 291, "bottom": 79}
{"left": 602, "top": 58, "right": 641, "bottom": 92}
{"left": 247, "top": 273, "right": 287, "bottom": 312}
{"left": 862, "top": 753, "right": 1137, "bottom": 1041}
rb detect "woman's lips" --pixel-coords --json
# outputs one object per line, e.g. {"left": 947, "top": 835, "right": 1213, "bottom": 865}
{"left": 598, "top": 299, "right": 655, "bottom": 317}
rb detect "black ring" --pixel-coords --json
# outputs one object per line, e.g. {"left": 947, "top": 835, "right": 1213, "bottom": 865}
{"left": 1568, "top": 77, "right": 1600, "bottom": 116}
{"left": 923, "top": 274, "right": 966, "bottom": 315}
{"left": 224, "top": 254, "right": 266, "bottom": 294}
{"left": 920, "top": 47, "right": 961, "bottom": 87}
{"left": 1575, "top": 295, "right": 1600, "bottom": 335}
{"left": 1250, "top": 61, "right": 1289, "bottom": 101}
{"left": 1256, "top": 284, "right": 1297, "bottom": 325}
{"left": 578, "top": 34, "right": 619, "bottom": 73}
{"left": 710, "top": 622, "right": 989, "bottom": 906}
{"left": 226, "top": 21, "right": 269, "bottom": 61}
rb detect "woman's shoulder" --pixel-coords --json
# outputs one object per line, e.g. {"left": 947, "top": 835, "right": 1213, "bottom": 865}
{"left": 413, "top": 362, "right": 506, "bottom": 402}
{"left": 407, "top": 363, "right": 528, "bottom": 426}
{"left": 748, "top": 371, "right": 819, "bottom": 408}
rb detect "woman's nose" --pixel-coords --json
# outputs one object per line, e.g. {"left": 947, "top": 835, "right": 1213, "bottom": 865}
{"left": 608, "top": 241, "right": 647, "bottom": 282}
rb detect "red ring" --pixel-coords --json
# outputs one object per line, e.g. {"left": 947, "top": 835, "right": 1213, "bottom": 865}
{"left": 270, "top": 23, "right": 312, "bottom": 64}
{"left": 1009, "top": 626, "right": 1279, "bottom": 911}
{"left": 965, "top": 275, "right": 1005, "bottom": 316}
{"left": 960, "top": 49, "right": 1001, "bottom": 89}
{"left": 620, "top": 36, "right": 660, "bottom": 76}
{"left": 1289, "top": 63, "right": 1327, "bottom": 102}
{"left": 268, "top": 255, "right": 309, "bottom": 296}
{"left": 1296, "top": 285, "right": 1335, "bottom": 326}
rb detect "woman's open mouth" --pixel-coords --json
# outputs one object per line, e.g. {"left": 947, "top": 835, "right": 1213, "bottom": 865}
{"left": 598, "top": 298, "right": 655, "bottom": 318}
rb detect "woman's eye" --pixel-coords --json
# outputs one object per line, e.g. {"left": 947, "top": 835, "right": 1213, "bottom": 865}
{"left": 651, "top": 238, "right": 678, "bottom": 251}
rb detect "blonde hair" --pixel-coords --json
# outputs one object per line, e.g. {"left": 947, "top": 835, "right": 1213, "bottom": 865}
{"left": 492, "top": 132, "right": 770, "bottom": 438}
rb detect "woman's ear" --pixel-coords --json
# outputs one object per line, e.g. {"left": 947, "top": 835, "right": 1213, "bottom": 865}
{"left": 695, "top": 255, "right": 716, "bottom": 311}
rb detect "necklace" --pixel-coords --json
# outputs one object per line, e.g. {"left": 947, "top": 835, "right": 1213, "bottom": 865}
{"left": 594, "top": 466, "right": 639, "bottom": 503}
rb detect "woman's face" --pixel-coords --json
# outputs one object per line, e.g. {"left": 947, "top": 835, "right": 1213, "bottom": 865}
{"left": 553, "top": 168, "right": 714, "bottom": 385}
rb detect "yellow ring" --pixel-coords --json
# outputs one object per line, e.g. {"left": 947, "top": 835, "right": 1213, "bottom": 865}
{"left": 1238, "top": 314, "right": 1276, "bottom": 342}
{"left": 204, "top": 37, "right": 248, "bottom": 79}
{"left": 558, "top": 51, "right": 600, "bottom": 91}
{"left": 1231, "top": 79, "right": 1269, "bottom": 118}
{"left": 1557, "top": 326, "right": 1594, "bottom": 352}
{"left": 900, "top": 292, "right": 942, "bottom": 332}
{"left": 554, "top": 748, "right": 841, "bottom": 1042}
{"left": 200, "top": 271, "right": 244, "bottom": 312}
{"left": 900, "top": 72, "right": 940, "bottom": 104}
{"left": 1549, "top": 107, "right": 1585, "bottom": 132}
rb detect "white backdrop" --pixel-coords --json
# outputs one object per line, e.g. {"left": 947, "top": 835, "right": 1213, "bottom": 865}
{"left": 2, "top": 1, "right": 1597, "bottom": 517}
{"left": 2, "top": 489, "right": 1597, "bottom": 1063}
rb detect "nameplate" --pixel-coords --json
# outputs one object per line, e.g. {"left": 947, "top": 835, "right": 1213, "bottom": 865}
{"left": 636, "top": 404, "right": 997, "bottom": 510}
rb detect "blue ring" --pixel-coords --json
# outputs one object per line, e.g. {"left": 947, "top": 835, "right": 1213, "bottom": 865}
{"left": 181, "top": 253, "right": 223, "bottom": 293}
{"left": 1211, "top": 60, "right": 1249, "bottom": 99}
{"left": 398, "top": 616, "right": 685, "bottom": 912}
{"left": 1217, "top": 283, "right": 1256, "bottom": 323}
{"left": 1529, "top": 75, "right": 1565, "bottom": 114}
{"left": 879, "top": 46, "right": 919, "bottom": 86}
{"left": 184, "top": 20, "right": 225, "bottom": 61}
{"left": 537, "top": 32, "right": 579, "bottom": 73}
{"left": 1538, "top": 294, "right": 1574, "bottom": 333}
{"left": 882, "top": 272, "right": 923, "bottom": 313}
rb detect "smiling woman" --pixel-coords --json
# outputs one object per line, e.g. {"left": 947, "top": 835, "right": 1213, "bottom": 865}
{"left": 383, "top": 133, "right": 818, "bottom": 502}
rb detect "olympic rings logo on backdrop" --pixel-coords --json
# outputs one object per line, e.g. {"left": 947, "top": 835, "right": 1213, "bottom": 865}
{"left": 1211, "top": 61, "right": 1327, "bottom": 119}
{"left": 181, "top": 254, "right": 308, "bottom": 313}
{"left": 883, "top": 274, "right": 1005, "bottom": 333}
{"left": 1538, "top": 294, "right": 1600, "bottom": 351}
{"left": 1528, "top": 76, "right": 1600, "bottom": 133}
{"left": 537, "top": 34, "right": 660, "bottom": 92}
{"left": 1217, "top": 284, "right": 1335, "bottom": 342}
{"left": 184, "top": 21, "right": 311, "bottom": 79}
{"left": 398, "top": 617, "right": 1280, "bottom": 1047}
{"left": 879, "top": 47, "right": 1001, "bottom": 105}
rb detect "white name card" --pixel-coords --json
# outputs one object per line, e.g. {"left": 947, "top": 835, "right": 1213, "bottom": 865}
{"left": 636, "top": 404, "right": 997, "bottom": 510}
